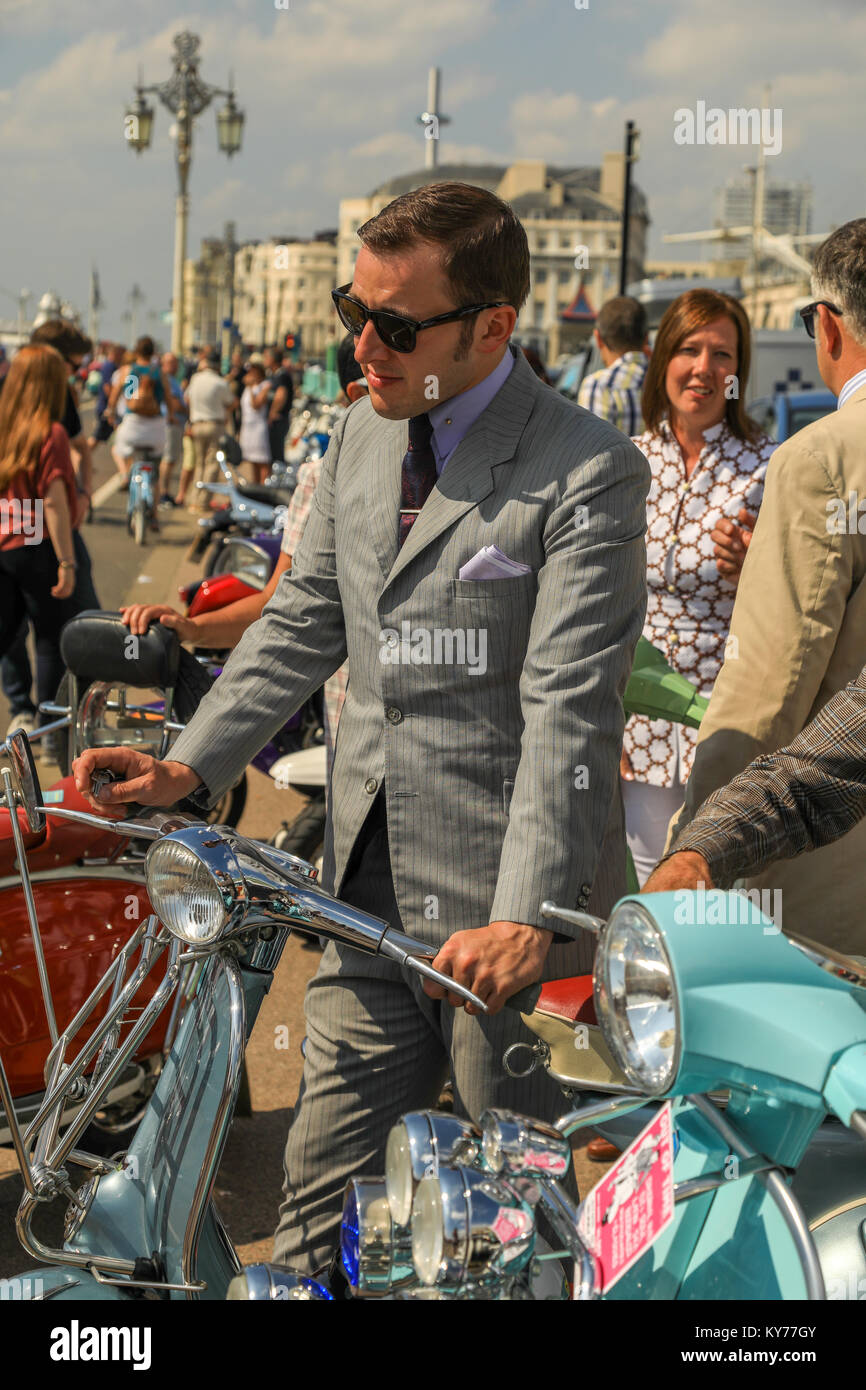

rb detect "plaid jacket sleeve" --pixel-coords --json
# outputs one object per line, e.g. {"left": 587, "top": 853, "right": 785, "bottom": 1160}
{"left": 664, "top": 665, "right": 866, "bottom": 886}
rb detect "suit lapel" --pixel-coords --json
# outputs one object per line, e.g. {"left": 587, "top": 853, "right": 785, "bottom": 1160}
{"left": 382, "top": 349, "right": 541, "bottom": 591}
{"left": 365, "top": 417, "right": 405, "bottom": 580}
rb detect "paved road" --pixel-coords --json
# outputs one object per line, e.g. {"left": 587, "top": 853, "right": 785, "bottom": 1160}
{"left": 0, "top": 425, "right": 606, "bottom": 1285}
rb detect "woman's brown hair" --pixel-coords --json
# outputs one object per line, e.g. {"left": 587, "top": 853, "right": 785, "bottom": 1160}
{"left": 0, "top": 344, "right": 68, "bottom": 489}
{"left": 641, "top": 290, "right": 760, "bottom": 443}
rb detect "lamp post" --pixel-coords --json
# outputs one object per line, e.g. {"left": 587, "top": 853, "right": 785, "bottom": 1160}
{"left": 124, "top": 31, "right": 244, "bottom": 357}
{"left": 618, "top": 120, "right": 640, "bottom": 296}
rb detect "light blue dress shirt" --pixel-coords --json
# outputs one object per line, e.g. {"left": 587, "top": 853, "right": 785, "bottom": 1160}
{"left": 427, "top": 347, "right": 515, "bottom": 475}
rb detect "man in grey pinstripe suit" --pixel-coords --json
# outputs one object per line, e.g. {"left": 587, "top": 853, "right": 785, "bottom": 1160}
{"left": 74, "top": 183, "right": 650, "bottom": 1273}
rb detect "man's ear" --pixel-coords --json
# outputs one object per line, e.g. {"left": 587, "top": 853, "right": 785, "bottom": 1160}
{"left": 818, "top": 304, "right": 844, "bottom": 357}
{"left": 346, "top": 380, "right": 368, "bottom": 403}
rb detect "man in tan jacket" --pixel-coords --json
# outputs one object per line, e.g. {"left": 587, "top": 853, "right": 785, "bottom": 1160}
{"left": 668, "top": 219, "right": 866, "bottom": 955}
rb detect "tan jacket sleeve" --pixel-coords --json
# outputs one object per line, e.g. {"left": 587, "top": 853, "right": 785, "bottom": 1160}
{"left": 670, "top": 434, "right": 852, "bottom": 842}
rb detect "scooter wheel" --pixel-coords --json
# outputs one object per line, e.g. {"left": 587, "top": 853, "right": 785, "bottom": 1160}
{"left": 272, "top": 792, "right": 326, "bottom": 862}
{"left": 205, "top": 773, "right": 248, "bottom": 829}
{"left": 132, "top": 502, "right": 147, "bottom": 546}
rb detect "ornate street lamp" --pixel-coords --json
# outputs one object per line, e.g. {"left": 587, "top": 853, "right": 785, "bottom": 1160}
{"left": 124, "top": 31, "right": 244, "bottom": 355}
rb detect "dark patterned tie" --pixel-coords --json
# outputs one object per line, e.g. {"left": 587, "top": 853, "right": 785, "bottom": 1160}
{"left": 398, "top": 413, "right": 437, "bottom": 549}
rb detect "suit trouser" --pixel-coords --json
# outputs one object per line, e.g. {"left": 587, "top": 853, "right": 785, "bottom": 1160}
{"left": 272, "top": 793, "right": 587, "bottom": 1273}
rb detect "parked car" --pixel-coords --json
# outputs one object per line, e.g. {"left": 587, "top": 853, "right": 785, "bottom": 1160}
{"left": 747, "top": 388, "right": 836, "bottom": 443}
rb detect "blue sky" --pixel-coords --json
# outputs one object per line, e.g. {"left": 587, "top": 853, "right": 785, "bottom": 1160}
{"left": 0, "top": 0, "right": 861, "bottom": 339}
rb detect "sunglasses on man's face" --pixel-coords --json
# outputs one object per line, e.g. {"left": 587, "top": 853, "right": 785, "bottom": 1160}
{"left": 331, "top": 284, "right": 507, "bottom": 354}
{"left": 799, "top": 300, "right": 843, "bottom": 340}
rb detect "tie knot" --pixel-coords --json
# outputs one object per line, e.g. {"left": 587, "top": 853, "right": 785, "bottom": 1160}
{"left": 408, "top": 413, "right": 433, "bottom": 450}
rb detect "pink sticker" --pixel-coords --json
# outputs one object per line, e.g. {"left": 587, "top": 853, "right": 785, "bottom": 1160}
{"left": 577, "top": 1103, "right": 675, "bottom": 1294}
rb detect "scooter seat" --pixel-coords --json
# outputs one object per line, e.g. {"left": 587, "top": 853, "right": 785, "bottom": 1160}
{"left": 236, "top": 480, "right": 296, "bottom": 508}
{"left": 60, "top": 611, "right": 180, "bottom": 689}
{"left": 534, "top": 976, "right": 598, "bottom": 1026}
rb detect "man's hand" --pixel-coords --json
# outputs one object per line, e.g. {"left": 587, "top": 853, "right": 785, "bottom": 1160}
{"left": 120, "top": 602, "right": 198, "bottom": 643}
{"left": 712, "top": 508, "right": 757, "bottom": 583}
{"left": 423, "top": 921, "right": 554, "bottom": 1016}
{"left": 72, "top": 746, "right": 202, "bottom": 816}
{"left": 642, "top": 850, "right": 713, "bottom": 894}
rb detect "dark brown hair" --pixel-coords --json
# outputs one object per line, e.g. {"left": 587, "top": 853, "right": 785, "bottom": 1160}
{"left": 642, "top": 290, "right": 759, "bottom": 442}
{"left": 31, "top": 318, "right": 91, "bottom": 360}
{"left": 596, "top": 296, "right": 647, "bottom": 353}
{"left": 134, "top": 336, "right": 155, "bottom": 359}
{"left": 358, "top": 182, "right": 529, "bottom": 348}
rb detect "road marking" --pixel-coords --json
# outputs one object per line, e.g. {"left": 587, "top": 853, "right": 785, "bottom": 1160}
{"left": 92, "top": 473, "right": 124, "bottom": 508}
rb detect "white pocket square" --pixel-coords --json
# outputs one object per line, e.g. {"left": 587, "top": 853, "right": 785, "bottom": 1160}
{"left": 459, "top": 545, "right": 533, "bottom": 581}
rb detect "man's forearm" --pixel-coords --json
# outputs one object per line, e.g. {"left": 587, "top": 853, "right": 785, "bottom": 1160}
{"left": 666, "top": 672, "right": 866, "bottom": 886}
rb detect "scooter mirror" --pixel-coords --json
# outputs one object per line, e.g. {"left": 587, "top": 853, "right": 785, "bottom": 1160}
{"left": 218, "top": 435, "right": 243, "bottom": 468}
{"left": 4, "top": 730, "right": 45, "bottom": 833}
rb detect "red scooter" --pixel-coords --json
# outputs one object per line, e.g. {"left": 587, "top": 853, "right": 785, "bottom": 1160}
{"left": 0, "top": 738, "right": 184, "bottom": 1153}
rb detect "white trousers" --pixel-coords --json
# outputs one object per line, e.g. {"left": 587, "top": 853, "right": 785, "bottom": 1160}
{"left": 621, "top": 778, "right": 685, "bottom": 887}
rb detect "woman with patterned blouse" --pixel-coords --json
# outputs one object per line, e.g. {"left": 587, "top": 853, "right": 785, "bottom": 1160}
{"left": 623, "top": 289, "right": 775, "bottom": 883}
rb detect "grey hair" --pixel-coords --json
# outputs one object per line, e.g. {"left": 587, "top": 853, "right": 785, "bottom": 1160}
{"left": 811, "top": 219, "right": 866, "bottom": 349}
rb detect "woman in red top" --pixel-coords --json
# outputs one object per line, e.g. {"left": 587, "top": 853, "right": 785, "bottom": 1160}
{"left": 0, "top": 344, "right": 87, "bottom": 714}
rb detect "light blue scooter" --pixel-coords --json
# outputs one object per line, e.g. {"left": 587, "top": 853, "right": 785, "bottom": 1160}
{"left": 344, "top": 896, "right": 866, "bottom": 1300}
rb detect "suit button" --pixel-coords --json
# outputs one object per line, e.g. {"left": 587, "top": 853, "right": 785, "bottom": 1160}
{"left": 386, "top": 632, "right": 398, "bottom": 648}
{"left": 580, "top": 884, "right": 591, "bottom": 895}
{"left": 385, "top": 706, "right": 403, "bottom": 724}
{"left": 577, "top": 897, "right": 589, "bottom": 908}
{"left": 364, "top": 777, "right": 378, "bottom": 795}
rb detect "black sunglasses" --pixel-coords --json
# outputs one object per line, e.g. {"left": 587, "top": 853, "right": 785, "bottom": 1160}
{"left": 799, "top": 300, "right": 843, "bottom": 340}
{"left": 331, "top": 283, "right": 507, "bottom": 354}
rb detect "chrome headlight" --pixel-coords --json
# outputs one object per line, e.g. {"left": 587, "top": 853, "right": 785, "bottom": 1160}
{"left": 594, "top": 900, "right": 680, "bottom": 1094}
{"left": 411, "top": 1167, "right": 536, "bottom": 1289}
{"left": 145, "top": 827, "right": 245, "bottom": 945}
{"left": 340, "top": 1178, "right": 413, "bottom": 1296}
{"left": 385, "top": 1111, "right": 480, "bottom": 1227}
{"left": 226, "top": 1265, "right": 332, "bottom": 1300}
{"left": 214, "top": 538, "right": 271, "bottom": 587}
{"left": 480, "top": 1109, "right": 571, "bottom": 1180}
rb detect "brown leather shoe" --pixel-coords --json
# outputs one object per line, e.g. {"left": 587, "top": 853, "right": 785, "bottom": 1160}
{"left": 587, "top": 1136, "right": 621, "bottom": 1162}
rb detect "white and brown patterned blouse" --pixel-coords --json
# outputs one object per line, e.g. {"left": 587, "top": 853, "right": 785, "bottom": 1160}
{"left": 624, "top": 417, "right": 774, "bottom": 787}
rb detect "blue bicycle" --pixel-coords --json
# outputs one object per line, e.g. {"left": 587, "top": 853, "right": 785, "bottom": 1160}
{"left": 127, "top": 444, "right": 160, "bottom": 546}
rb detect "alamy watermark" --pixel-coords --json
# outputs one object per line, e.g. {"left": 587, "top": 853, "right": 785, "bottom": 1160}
{"left": 674, "top": 881, "right": 782, "bottom": 934}
{"left": 673, "top": 102, "right": 783, "bottom": 157}
{"left": 827, "top": 492, "right": 866, "bottom": 534}
{"left": 379, "top": 622, "right": 488, "bottom": 674}
{"left": 0, "top": 499, "right": 42, "bottom": 544}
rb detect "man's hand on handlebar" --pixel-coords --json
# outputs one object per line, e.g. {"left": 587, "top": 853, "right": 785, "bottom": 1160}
{"left": 72, "top": 746, "right": 202, "bottom": 816}
{"left": 424, "top": 921, "right": 554, "bottom": 1017}
{"left": 120, "top": 603, "right": 198, "bottom": 643}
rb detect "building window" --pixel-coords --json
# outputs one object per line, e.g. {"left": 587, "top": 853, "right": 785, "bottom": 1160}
{"left": 535, "top": 269, "right": 548, "bottom": 284}
{"left": 558, "top": 269, "right": 571, "bottom": 285}
{"left": 537, "top": 235, "right": 547, "bottom": 250}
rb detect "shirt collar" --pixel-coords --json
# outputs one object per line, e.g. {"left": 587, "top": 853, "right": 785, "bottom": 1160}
{"left": 659, "top": 415, "right": 727, "bottom": 446}
{"left": 427, "top": 347, "right": 515, "bottom": 463}
{"left": 837, "top": 368, "right": 866, "bottom": 410}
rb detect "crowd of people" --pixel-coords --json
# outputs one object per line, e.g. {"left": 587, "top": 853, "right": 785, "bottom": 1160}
{"left": 0, "top": 323, "right": 303, "bottom": 751}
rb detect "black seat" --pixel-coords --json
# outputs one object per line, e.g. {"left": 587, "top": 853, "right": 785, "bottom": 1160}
{"left": 60, "top": 611, "right": 180, "bottom": 689}
{"left": 236, "top": 479, "right": 296, "bottom": 507}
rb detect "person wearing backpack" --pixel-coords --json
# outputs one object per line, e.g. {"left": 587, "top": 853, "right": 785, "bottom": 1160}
{"left": 105, "top": 336, "right": 177, "bottom": 487}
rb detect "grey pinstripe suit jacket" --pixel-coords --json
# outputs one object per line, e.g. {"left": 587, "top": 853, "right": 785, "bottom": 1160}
{"left": 170, "top": 347, "right": 650, "bottom": 948}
